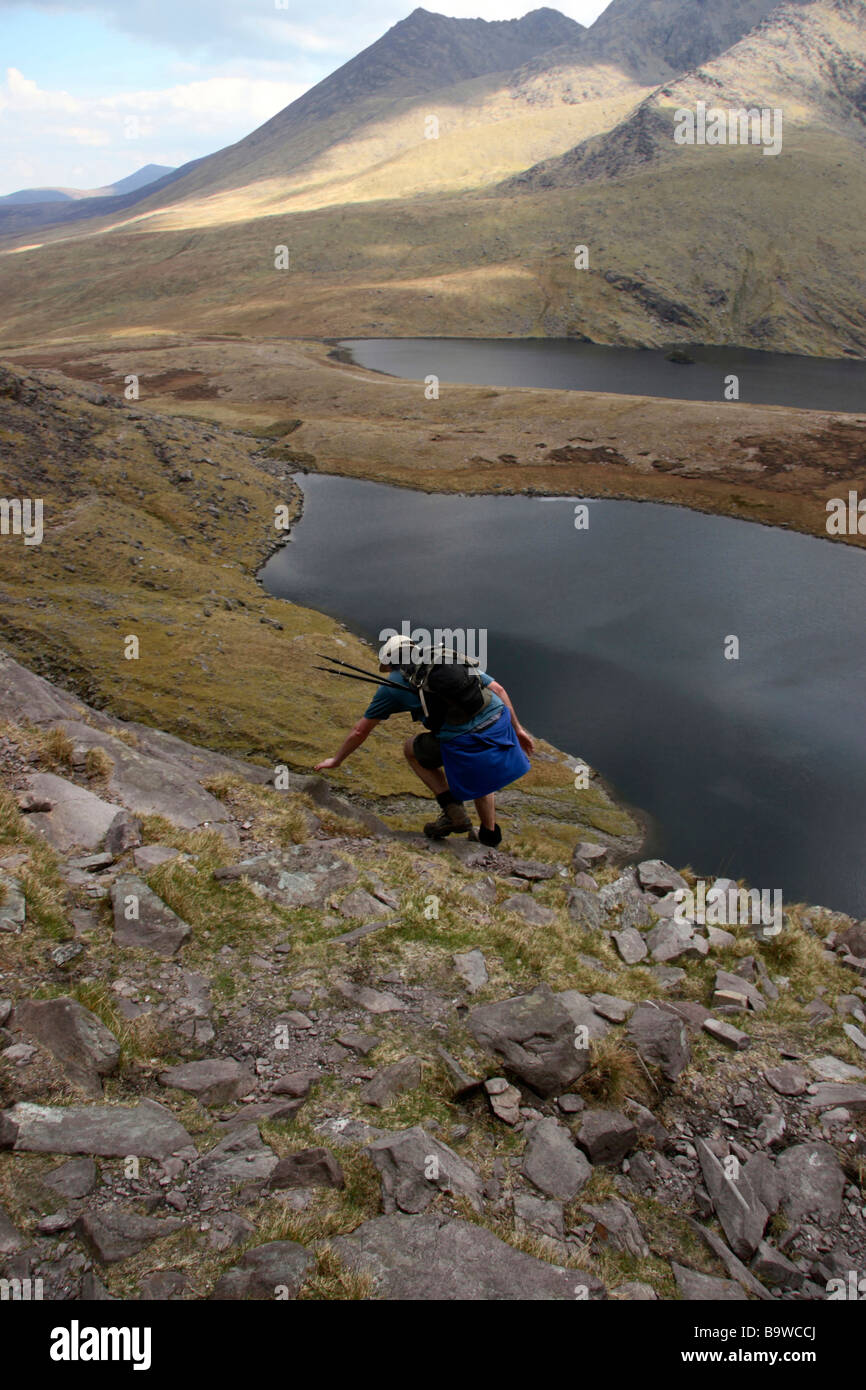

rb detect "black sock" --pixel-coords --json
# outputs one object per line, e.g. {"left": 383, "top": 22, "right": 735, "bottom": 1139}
{"left": 478, "top": 823, "right": 502, "bottom": 847}
{"left": 436, "top": 790, "right": 457, "bottom": 809}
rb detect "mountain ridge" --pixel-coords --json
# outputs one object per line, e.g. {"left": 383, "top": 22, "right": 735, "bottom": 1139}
{"left": 2, "top": 2, "right": 866, "bottom": 356}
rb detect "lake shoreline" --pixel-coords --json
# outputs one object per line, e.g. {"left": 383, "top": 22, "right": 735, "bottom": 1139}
{"left": 4, "top": 333, "right": 863, "bottom": 550}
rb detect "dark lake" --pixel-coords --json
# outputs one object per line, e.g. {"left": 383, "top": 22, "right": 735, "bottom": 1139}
{"left": 340, "top": 338, "right": 866, "bottom": 412}
{"left": 260, "top": 475, "right": 866, "bottom": 918}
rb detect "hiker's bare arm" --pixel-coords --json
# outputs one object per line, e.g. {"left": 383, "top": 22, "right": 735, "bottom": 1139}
{"left": 488, "top": 681, "right": 535, "bottom": 755}
{"left": 315, "top": 717, "right": 380, "bottom": 771}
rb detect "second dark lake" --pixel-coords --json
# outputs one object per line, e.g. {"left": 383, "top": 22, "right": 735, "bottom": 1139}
{"left": 340, "top": 338, "right": 866, "bottom": 412}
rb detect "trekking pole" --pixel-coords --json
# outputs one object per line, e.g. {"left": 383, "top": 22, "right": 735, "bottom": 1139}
{"left": 314, "top": 652, "right": 383, "bottom": 679}
{"left": 313, "top": 666, "right": 385, "bottom": 689}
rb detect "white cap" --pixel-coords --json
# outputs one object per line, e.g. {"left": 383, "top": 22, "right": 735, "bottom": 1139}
{"left": 378, "top": 634, "right": 419, "bottom": 667}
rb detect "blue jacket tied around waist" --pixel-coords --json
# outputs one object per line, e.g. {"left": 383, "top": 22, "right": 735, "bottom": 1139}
{"left": 438, "top": 707, "right": 531, "bottom": 802}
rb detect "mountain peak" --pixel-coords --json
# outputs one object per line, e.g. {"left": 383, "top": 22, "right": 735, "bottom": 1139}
{"left": 246, "top": 5, "right": 586, "bottom": 140}
{"left": 583, "top": 0, "right": 816, "bottom": 79}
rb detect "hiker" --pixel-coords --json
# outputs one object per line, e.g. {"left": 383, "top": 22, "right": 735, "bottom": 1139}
{"left": 313, "top": 636, "right": 534, "bottom": 845}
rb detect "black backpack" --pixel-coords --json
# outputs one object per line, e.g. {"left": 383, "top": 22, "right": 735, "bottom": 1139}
{"left": 407, "top": 652, "right": 488, "bottom": 735}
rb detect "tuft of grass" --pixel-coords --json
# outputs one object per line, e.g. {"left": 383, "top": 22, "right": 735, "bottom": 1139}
{"left": 111, "top": 728, "right": 141, "bottom": 749}
{"left": 18, "top": 841, "right": 69, "bottom": 939}
{"left": 148, "top": 854, "right": 275, "bottom": 950}
{"left": 71, "top": 979, "right": 175, "bottom": 1065}
{"left": 37, "top": 727, "right": 75, "bottom": 771}
{"left": 579, "top": 1035, "right": 645, "bottom": 1105}
{"left": 298, "top": 1243, "right": 377, "bottom": 1300}
{"left": 84, "top": 745, "right": 114, "bottom": 782}
{"left": 0, "top": 785, "right": 23, "bottom": 844}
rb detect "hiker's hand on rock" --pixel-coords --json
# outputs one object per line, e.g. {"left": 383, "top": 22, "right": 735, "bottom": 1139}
{"left": 315, "top": 757, "right": 340, "bottom": 771}
{"left": 517, "top": 730, "right": 535, "bottom": 755}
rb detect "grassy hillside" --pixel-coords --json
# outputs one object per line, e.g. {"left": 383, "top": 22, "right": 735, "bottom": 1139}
{"left": 2, "top": 118, "right": 865, "bottom": 357}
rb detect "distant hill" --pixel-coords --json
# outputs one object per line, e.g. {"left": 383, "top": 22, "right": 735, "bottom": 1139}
{"left": 0, "top": 164, "right": 175, "bottom": 208}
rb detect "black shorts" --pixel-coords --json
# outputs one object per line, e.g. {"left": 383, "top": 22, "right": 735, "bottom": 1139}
{"left": 412, "top": 732, "right": 443, "bottom": 770}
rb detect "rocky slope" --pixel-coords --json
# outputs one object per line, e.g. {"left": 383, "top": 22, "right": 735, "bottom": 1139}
{"left": 1, "top": 649, "right": 864, "bottom": 1300}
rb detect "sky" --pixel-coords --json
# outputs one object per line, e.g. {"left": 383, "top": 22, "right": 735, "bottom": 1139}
{"left": 0, "top": 0, "right": 611, "bottom": 194}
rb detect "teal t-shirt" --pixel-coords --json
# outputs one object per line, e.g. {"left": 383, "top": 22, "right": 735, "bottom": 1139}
{"left": 364, "top": 670, "right": 504, "bottom": 741}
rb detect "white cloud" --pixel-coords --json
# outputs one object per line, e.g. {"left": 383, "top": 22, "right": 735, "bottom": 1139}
{"left": 0, "top": 65, "right": 307, "bottom": 191}
{"left": 5, "top": 2, "right": 612, "bottom": 60}
{"left": 0, "top": 66, "right": 78, "bottom": 112}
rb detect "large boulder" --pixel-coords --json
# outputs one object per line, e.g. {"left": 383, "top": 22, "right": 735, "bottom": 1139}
{"left": 672, "top": 1263, "right": 748, "bottom": 1300}
{"left": 839, "top": 922, "right": 866, "bottom": 958}
{"left": 55, "top": 720, "right": 235, "bottom": 833}
{"left": 366, "top": 1127, "right": 483, "bottom": 1214}
{"left": 645, "top": 921, "right": 708, "bottom": 963}
{"left": 774, "top": 1142, "right": 846, "bottom": 1224}
{"left": 44, "top": 1157, "right": 97, "bottom": 1199}
{"left": 111, "top": 876, "right": 191, "bottom": 956}
{"left": 467, "top": 986, "right": 588, "bottom": 1096}
{"left": 522, "top": 1117, "right": 592, "bottom": 1200}
{"left": 76, "top": 1206, "right": 183, "bottom": 1263}
{"left": 573, "top": 842, "right": 608, "bottom": 873}
{"left": 0, "top": 651, "right": 86, "bottom": 724}
{"left": 696, "top": 1139, "right": 768, "bottom": 1259}
{"left": 269, "top": 1148, "right": 344, "bottom": 1190}
{"left": 23, "top": 772, "right": 118, "bottom": 852}
{"left": 158, "top": 1059, "right": 254, "bottom": 1107}
{"left": 557, "top": 991, "right": 610, "bottom": 1042}
{"left": 453, "top": 950, "right": 488, "bottom": 994}
{"left": 13, "top": 997, "right": 120, "bottom": 1096}
{"left": 330, "top": 1213, "right": 606, "bottom": 1300}
{"left": 566, "top": 888, "right": 605, "bottom": 931}
{"left": 194, "top": 1124, "right": 278, "bottom": 1184}
{"left": 576, "top": 1109, "right": 637, "bottom": 1166}
{"left": 626, "top": 1002, "right": 690, "bottom": 1081}
{"left": 211, "top": 1241, "right": 315, "bottom": 1300}
{"left": 638, "top": 861, "right": 688, "bottom": 895}
{"left": 582, "top": 1199, "right": 648, "bottom": 1258}
{"left": 2, "top": 1099, "right": 191, "bottom": 1158}
{"left": 612, "top": 927, "right": 648, "bottom": 965}
{"left": 806, "top": 1083, "right": 866, "bottom": 1111}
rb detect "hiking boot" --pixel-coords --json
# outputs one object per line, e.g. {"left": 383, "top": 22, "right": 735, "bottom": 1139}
{"left": 423, "top": 803, "right": 472, "bottom": 839}
{"left": 478, "top": 823, "right": 502, "bottom": 848}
